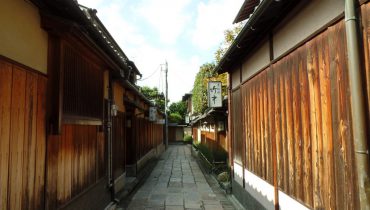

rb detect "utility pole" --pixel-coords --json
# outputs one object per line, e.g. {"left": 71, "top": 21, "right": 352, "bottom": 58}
{"left": 164, "top": 61, "right": 169, "bottom": 149}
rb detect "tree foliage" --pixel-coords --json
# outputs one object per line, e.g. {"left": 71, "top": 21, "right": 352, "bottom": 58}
{"left": 215, "top": 23, "right": 244, "bottom": 63}
{"left": 192, "top": 63, "right": 227, "bottom": 114}
{"left": 191, "top": 24, "right": 243, "bottom": 115}
{"left": 168, "top": 101, "right": 187, "bottom": 120}
{"left": 140, "top": 86, "right": 166, "bottom": 112}
{"left": 168, "top": 112, "right": 183, "bottom": 124}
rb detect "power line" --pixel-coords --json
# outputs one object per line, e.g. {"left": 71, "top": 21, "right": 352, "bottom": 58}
{"left": 138, "top": 65, "right": 161, "bottom": 81}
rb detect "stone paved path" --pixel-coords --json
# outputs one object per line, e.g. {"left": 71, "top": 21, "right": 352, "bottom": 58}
{"left": 122, "top": 145, "right": 236, "bottom": 210}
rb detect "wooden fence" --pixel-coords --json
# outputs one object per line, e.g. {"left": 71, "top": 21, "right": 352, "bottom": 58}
{"left": 112, "top": 111, "right": 126, "bottom": 179}
{"left": 0, "top": 59, "right": 47, "bottom": 210}
{"left": 46, "top": 125, "right": 105, "bottom": 209}
{"left": 231, "top": 19, "right": 358, "bottom": 209}
{"left": 134, "top": 117, "right": 163, "bottom": 161}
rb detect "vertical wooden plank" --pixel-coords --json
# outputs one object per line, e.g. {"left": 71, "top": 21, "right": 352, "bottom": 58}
{"left": 268, "top": 67, "right": 278, "bottom": 207}
{"left": 0, "top": 60, "right": 12, "bottom": 210}
{"left": 34, "top": 76, "right": 46, "bottom": 210}
{"left": 263, "top": 71, "right": 269, "bottom": 182}
{"left": 336, "top": 21, "right": 357, "bottom": 209}
{"left": 274, "top": 61, "right": 283, "bottom": 189}
{"left": 8, "top": 67, "right": 27, "bottom": 210}
{"left": 256, "top": 77, "right": 261, "bottom": 177}
{"left": 307, "top": 38, "right": 323, "bottom": 209}
{"left": 23, "top": 72, "right": 38, "bottom": 209}
{"left": 291, "top": 50, "right": 303, "bottom": 201}
{"left": 361, "top": 4, "right": 370, "bottom": 132}
{"left": 57, "top": 125, "right": 65, "bottom": 206}
{"left": 248, "top": 83, "right": 254, "bottom": 172}
{"left": 298, "top": 45, "right": 313, "bottom": 206}
{"left": 279, "top": 60, "right": 288, "bottom": 192}
{"left": 285, "top": 55, "right": 295, "bottom": 196}
{"left": 64, "top": 125, "right": 72, "bottom": 201}
{"left": 46, "top": 135, "right": 59, "bottom": 210}
{"left": 318, "top": 29, "right": 336, "bottom": 210}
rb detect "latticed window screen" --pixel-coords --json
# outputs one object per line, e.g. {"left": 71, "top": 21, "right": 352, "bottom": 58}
{"left": 62, "top": 44, "right": 103, "bottom": 119}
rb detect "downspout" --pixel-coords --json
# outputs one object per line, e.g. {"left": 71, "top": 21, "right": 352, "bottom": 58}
{"left": 344, "top": 0, "right": 370, "bottom": 209}
{"left": 107, "top": 75, "right": 115, "bottom": 202}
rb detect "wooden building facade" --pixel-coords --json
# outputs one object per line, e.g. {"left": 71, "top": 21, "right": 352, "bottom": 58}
{"left": 216, "top": 0, "right": 370, "bottom": 209}
{"left": 0, "top": 0, "right": 164, "bottom": 209}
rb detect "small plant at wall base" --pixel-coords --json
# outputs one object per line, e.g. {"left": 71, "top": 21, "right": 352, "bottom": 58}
{"left": 183, "top": 135, "right": 193, "bottom": 144}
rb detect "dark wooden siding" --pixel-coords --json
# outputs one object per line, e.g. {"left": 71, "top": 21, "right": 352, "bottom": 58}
{"left": 62, "top": 43, "right": 104, "bottom": 120}
{"left": 133, "top": 117, "right": 163, "bottom": 161}
{"left": 0, "top": 59, "right": 47, "bottom": 210}
{"left": 112, "top": 111, "right": 126, "bottom": 179}
{"left": 235, "top": 20, "right": 358, "bottom": 209}
{"left": 46, "top": 125, "right": 105, "bottom": 210}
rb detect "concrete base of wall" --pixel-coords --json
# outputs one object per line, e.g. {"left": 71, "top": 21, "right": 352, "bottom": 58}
{"left": 232, "top": 180, "right": 267, "bottom": 210}
{"left": 155, "top": 144, "right": 165, "bottom": 157}
{"left": 137, "top": 149, "right": 156, "bottom": 172}
{"left": 61, "top": 177, "right": 111, "bottom": 210}
{"left": 114, "top": 173, "right": 126, "bottom": 194}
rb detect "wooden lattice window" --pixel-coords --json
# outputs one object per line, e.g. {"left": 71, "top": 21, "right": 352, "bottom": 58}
{"left": 62, "top": 44, "right": 103, "bottom": 121}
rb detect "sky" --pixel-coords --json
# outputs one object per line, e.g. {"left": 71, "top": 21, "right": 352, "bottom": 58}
{"left": 78, "top": 0, "right": 244, "bottom": 103}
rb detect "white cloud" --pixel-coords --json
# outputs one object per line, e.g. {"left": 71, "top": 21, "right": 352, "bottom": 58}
{"left": 137, "top": 0, "right": 192, "bottom": 45}
{"left": 191, "top": 0, "right": 243, "bottom": 50}
{"left": 72, "top": 0, "right": 244, "bottom": 102}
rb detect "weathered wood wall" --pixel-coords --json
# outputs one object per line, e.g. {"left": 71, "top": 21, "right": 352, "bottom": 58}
{"left": 232, "top": 19, "right": 359, "bottom": 209}
{"left": 133, "top": 117, "right": 163, "bottom": 161}
{"left": 0, "top": 58, "right": 47, "bottom": 210}
{"left": 113, "top": 111, "right": 126, "bottom": 179}
{"left": 361, "top": 2, "right": 370, "bottom": 134}
{"left": 46, "top": 125, "right": 105, "bottom": 210}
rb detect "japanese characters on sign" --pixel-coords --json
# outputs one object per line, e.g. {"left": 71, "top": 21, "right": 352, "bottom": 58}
{"left": 208, "top": 81, "right": 222, "bottom": 108}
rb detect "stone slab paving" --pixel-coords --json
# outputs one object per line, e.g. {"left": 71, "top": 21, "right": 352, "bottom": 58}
{"left": 123, "top": 145, "right": 236, "bottom": 210}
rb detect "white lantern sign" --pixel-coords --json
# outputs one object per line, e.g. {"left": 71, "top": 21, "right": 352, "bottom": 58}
{"left": 208, "top": 81, "right": 222, "bottom": 108}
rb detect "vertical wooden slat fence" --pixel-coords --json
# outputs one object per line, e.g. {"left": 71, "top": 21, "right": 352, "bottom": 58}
{"left": 46, "top": 125, "right": 105, "bottom": 209}
{"left": 0, "top": 59, "right": 47, "bottom": 210}
{"left": 112, "top": 111, "right": 126, "bottom": 179}
{"left": 233, "top": 19, "right": 359, "bottom": 209}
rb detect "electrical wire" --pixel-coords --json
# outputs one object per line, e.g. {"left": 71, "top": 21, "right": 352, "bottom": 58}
{"left": 138, "top": 65, "right": 161, "bottom": 81}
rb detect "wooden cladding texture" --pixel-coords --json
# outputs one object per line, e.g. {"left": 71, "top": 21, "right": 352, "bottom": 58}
{"left": 0, "top": 59, "right": 47, "bottom": 210}
{"left": 46, "top": 125, "right": 105, "bottom": 210}
{"left": 235, "top": 20, "right": 358, "bottom": 209}
{"left": 112, "top": 111, "right": 126, "bottom": 179}
{"left": 361, "top": 2, "right": 370, "bottom": 132}
{"left": 62, "top": 43, "right": 103, "bottom": 119}
{"left": 231, "top": 89, "right": 243, "bottom": 164}
{"left": 133, "top": 117, "right": 163, "bottom": 160}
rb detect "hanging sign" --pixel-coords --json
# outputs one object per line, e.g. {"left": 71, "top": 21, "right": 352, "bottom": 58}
{"left": 208, "top": 81, "right": 222, "bottom": 108}
{"left": 149, "top": 107, "right": 157, "bottom": 121}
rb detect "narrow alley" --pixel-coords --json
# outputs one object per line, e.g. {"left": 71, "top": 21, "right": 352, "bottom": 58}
{"left": 121, "top": 145, "right": 237, "bottom": 210}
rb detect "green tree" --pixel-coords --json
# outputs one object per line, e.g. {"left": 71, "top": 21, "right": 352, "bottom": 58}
{"left": 140, "top": 86, "right": 166, "bottom": 112}
{"left": 168, "top": 112, "right": 183, "bottom": 124}
{"left": 168, "top": 101, "right": 187, "bottom": 120}
{"left": 215, "top": 23, "right": 243, "bottom": 63}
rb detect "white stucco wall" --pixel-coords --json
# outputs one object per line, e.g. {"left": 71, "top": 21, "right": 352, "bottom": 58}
{"left": 0, "top": 0, "right": 48, "bottom": 73}
{"left": 273, "top": 0, "right": 344, "bottom": 58}
{"left": 241, "top": 39, "right": 270, "bottom": 82}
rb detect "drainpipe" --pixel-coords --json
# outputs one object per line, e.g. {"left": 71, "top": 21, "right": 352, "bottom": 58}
{"left": 344, "top": 0, "right": 370, "bottom": 208}
{"left": 107, "top": 76, "right": 115, "bottom": 201}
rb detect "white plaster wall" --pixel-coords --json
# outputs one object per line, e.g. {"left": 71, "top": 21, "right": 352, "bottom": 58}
{"left": 273, "top": 0, "right": 344, "bottom": 59}
{"left": 241, "top": 39, "right": 270, "bottom": 82}
{"left": 0, "top": 0, "right": 48, "bottom": 73}
{"left": 231, "top": 67, "right": 240, "bottom": 89}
